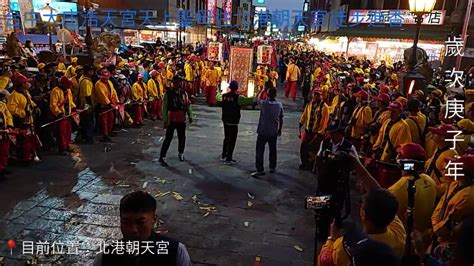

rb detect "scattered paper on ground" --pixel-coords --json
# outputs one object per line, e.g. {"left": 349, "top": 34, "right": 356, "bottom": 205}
{"left": 188, "top": 169, "right": 193, "bottom": 174}
{"left": 203, "top": 212, "right": 210, "bottom": 217}
{"left": 154, "top": 177, "right": 172, "bottom": 184}
{"left": 158, "top": 137, "right": 163, "bottom": 142}
{"left": 155, "top": 191, "right": 171, "bottom": 198}
{"left": 199, "top": 206, "right": 217, "bottom": 212}
{"left": 192, "top": 195, "right": 198, "bottom": 203}
{"left": 142, "top": 182, "right": 148, "bottom": 189}
{"left": 244, "top": 222, "right": 250, "bottom": 227}
{"left": 172, "top": 192, "right": 184, "bottom": 201}
{"left": 247, "top": 193, "right": 255, "bottom": 199}
{"left": 247, "top": 201, "right": 253, "bottom": 207}
{"left": 294, "top": 245, "right": 304, "bottom": 252}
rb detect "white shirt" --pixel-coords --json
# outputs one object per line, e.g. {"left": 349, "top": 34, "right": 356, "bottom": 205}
{"left": 317, "top": 137, "right": 358, "bottom": 157}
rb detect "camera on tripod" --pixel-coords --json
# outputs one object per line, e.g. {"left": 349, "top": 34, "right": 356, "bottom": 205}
{"left": 397, "top": 159, "right": 424, "bottom": 173}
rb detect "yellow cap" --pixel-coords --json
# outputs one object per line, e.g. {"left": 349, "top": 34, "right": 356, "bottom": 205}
{"left": 37, "top": 63, "right": 46, "bottom": 70}
{"left": 117, "top": 61, "right": 126, "bottom": 68}
{"left": 396, "top": 96, "right": 408, "bottom": 107}
{"left": 71, "top": 57, "right": 78, "bottom": 63}
{"left": 458, "top": 119, "right": 474, "bottom": 132}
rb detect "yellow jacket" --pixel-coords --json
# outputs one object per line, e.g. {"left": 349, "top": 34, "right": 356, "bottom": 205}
{"left": 373, "top": 119, "right": 412, "bottom": 162}
{"left": 131, "top": 82, "right": 147, "bottom": 102}
{"left": 286, "top": 63, "right": 300, "bottom": 82}
{"left": 78, "top": 76, "right": 94, "bottom": 109}
{"left": 432, "top": 182, "right": 474, "bottom": 243}
{"left": 319, "top": 216, "right": 406, "bottom": 266}
{"left": 300, "top": 100, "right": 329, "bottom": 135}
{"left": 389, "top": 174, "right": 437, "bottom": 232}
{"left": 184, "top": 63, "right": 194, "bottom": 82}
{"left": 424, "top": 147, "right": 458, "bottom": 196}
{"left": 215, "top": 66, "right": 222, "bottom": 79}
{"left": 65, "top": 65, "right": 76, "bottom": 78}
{"left": 49, "top": 87, "right": 76, "bottom": 116}
{"left": 166, "top": 69, "right": 174, "bottom": 87}
{"left": 0, "top": 75, "right": 10, "bottom": 91}
{"left": 93, "top": 80, "right": 119, "bottom": 106}
{"left": 351, "top": 105, "right": 372, "bottom": 139}
{"left": 203, "top": 68, "right": 219, "bottom": 87}
{"left": 370, "top": 109, "right": 391, "bottom": 143}
{"left": 7, "top": 91, "right": 36, "bottom": 125}
{"left": 405, "top": 112, "right": 427, "bottom": 145}
{"left": 0, "top": 101, "right": 13, "bottom": 129}
{"left": 147, "top": 78, "right": 159, "bottom": 98}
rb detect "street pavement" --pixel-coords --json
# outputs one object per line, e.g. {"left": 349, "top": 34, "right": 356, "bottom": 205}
{"left": 0, "top": 90, "right": 319, "bottom": 265}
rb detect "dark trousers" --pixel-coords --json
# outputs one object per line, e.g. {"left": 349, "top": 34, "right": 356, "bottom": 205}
{"left": 255, "top": 134, "right": 277, "bottom": 172}
{"left": 222, "top": 123, "right": 238, "bottom": 160}
{"left": 80, "top": 112, "right": 95, "bottom": 142}
{"left": 160, "top": 122, "right": 186, "bottom": 158}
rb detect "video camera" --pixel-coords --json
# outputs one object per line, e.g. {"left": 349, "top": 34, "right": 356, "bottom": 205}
{"left": 397, "top": 159, "right": 424, "bottom": 173}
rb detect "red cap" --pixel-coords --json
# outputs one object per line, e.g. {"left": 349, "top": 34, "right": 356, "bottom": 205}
{"left": 428, "top": 124, "right": 458, "bottom": 137}
{"left": 158, "top": 62, "right": 165, "bottom": 69}
{"left": 396, "top": 143, "right": 426, "bottom": 161}
{"left": 150, "top": 70, "right": 159, "bottom": 76}
{"left": 444, "top": 155, "right": 474, "bottom": 177}
{"left": 379, "top": 84, "right": 389, "bottom": 94}
{"left": 356, "top": 76, "right": 364, "bottom": 83}
{"left": 59, "top": 76, "right": 73, "bottom": 88}
{"left": 388, "top": 101, "right": 403, "bottom": 112}
{"left": 138, "top": 73, "right": 144, "bottom": 79}
{"left": 14, "top": 74, "right": 31, "bottom": 85}
{"left": 374, "top": 93, "right": 390, "bottom": 102}
{"left": 353, "top": 90, "right": 369, "bottom": 100}
{"left": 312, "top": 88, "right": 323, "bottom": 95}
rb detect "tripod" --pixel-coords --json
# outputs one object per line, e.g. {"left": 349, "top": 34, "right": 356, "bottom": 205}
{"left": 401, "top": 173, "right": 421, "bottom": 266}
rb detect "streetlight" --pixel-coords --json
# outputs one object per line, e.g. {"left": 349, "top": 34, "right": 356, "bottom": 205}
{"left": 407, "top": 0, "right": 436, "bottom": 71}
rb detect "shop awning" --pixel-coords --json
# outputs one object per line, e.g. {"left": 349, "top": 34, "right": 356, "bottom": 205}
{"left": 320, "top": 24, "right": 451, "bottom": 42}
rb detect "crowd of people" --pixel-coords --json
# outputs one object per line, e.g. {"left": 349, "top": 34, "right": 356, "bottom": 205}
{"left": 273, "top": 43, "right": 474, "bottom": 266}
{"left": 0, "top": 43, "right": 236, "bottom": 178}
{"left": 1, "top": 38, "right": 474, "bottom": 266}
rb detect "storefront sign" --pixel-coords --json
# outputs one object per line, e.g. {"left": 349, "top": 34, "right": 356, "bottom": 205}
{"left": 0, "top": 0, "right": 14, "bottom": 35}
{"left": 208, "top": 42, "right": 223, "bottom": 62}
{"left": 11, "top": 0, "right": 77, "bottom": 13}
{"left": 207, "top": 0, "right": 217, "bottom": 24}
{"left": 223, "top": 0, "right": 232, "bottom": 25}
{"left": 18, "top": 0, "right": 34, "bottom": 30}
{"left": 348, "top": 9, "right": 445, "bottom": 25}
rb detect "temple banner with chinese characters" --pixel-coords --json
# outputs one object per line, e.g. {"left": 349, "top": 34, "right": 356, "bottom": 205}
{"left": 208, "top": 42, "right": 223, "bottom": 62}
{"left": 230, "top": 47, "right": 253, "bottom": 95}
{"left": 348, "top": 10, "right": 445, "bottom": 25}
{"left": 257, "top": 45, "right": 273, "bottom": 65}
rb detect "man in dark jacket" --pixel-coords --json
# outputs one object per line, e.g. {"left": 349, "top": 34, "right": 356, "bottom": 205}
{"left": 93, "top": 191, "right": 192, "bottom": 266}
{"left": 220, "top": 80, "right": 254, "bottom": 165}
{"left": 159, "top": 76, "right": 193, "bottom": 166}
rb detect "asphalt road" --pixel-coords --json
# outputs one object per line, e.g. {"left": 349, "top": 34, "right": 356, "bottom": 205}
{"left": 0, "top": 90, "right": 319, "bottom": 265}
